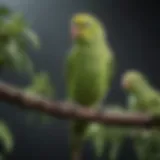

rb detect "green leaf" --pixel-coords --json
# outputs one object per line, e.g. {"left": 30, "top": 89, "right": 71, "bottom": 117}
{"left": 132, "top": 130, "right": 160, "bottom": 160}
{"left": 0, "top": 9, "right": 39, "bottom": 76}
{"left": 86, "top": 107, "right": 133, "bottom": 158}
{"left": 23, "top": 28, "right": 40, "bottom": 49}
{"left": 0, "top": 120, "right": 14, "bottom": 154}
{"left": 25, "top": 72, "right": 55, "bottom": 98}
{"left": 3, "top": 13, "right": 26, "bottom": 36}
{"left": 24, "top": 72, "right": 55, "bottom": 126}
{"left": 0, "top": 6, "right": 11, "bottom": 16}
{"left": 4, "top": 38, "right": 34, "bottom": 75}
{"left": 86, "top": 123, "right": 106, "bottom": 157}
{"left": 108, "top": 141, "right": 121, "bottom": 160}
{"left": 93, "top": 134, "right": 105, "bottom": 157}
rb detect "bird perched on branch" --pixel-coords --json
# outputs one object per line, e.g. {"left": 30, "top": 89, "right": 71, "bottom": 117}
{"left": 121, "top": 70, "right": 160, "bottom": 160}
{"left": 121, "top": 70, "right": 160, "bottom": 114}
{"left": 65, "top": 12, "right": 115, "bottom": 160}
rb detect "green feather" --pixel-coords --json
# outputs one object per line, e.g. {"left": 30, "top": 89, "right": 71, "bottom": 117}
{"left": 0, "top": 6, "right": 11, "bottom": 17}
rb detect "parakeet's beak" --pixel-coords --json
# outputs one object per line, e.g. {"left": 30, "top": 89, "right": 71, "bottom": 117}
{"left": 71, "top": 25, "right": 80, "bottom": 39}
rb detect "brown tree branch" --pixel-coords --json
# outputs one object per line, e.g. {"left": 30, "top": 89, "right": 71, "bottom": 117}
{"left": 0, "top": 81, "right": 159, "bottom": 128}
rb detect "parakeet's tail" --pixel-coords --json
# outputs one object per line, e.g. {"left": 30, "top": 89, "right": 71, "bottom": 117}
{"left": 70, "top": 120, "right": 89, "bottom": 160}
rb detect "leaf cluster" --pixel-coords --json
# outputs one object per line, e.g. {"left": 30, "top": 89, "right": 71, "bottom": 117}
{"left": 0, "top": 5, "right": 55, "bottom": 159}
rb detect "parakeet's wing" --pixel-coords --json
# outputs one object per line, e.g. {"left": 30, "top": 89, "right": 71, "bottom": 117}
{"left": 65, "top": 47, "right": 77, "bottom": 100}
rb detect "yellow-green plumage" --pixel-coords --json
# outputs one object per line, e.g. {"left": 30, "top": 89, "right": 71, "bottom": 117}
{"left": 65, "top": 13, "right": 115, "bottom": 159}
{"left": 121, "top": 71, "right": 160, "bottom": 160}
{"left": 121, "top": 70, "right": 160, "bottom": 113}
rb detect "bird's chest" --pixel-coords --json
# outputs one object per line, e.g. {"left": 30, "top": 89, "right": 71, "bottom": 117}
{"left": 74, "top": 48, "right": 100, "bottom": 74}
{"left": 72, "top": 48, "right": 102, "bottom": 91}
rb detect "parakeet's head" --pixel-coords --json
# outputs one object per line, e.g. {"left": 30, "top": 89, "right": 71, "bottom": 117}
{"left": 70, "top": 13, "right": 106, "bottom": 43}
{"left": 121, "top": 70, "right": 149, "bottom": 93}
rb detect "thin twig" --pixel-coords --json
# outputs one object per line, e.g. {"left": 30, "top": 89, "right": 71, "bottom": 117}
{"left": 0, "top": 81, "right": 159, "bottom": 128}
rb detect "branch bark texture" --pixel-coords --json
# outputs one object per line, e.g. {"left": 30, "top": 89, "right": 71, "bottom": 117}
{"left": 0, "top": 81, "right": 159, "bottom": 128}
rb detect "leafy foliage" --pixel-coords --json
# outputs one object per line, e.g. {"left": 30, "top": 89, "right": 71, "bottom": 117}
{"left": 0, "top": 120, "right": 14, "bottom": 160}
{"left": 0, "top": 6, "right": 10, "bottom": 16}
{"left": 83, "top": 102, "right": 160, "bottom": 160}
{"left": 128, "top": 114, "right": 160, "bottom": 160}
{"left": 130, "top": 129, "right": 160, "bottom": 160}
{"left": 0, "top": 6, "right": 40, "bottom": 75}
{"left": 24, "top": 72, "right": 55, "bottom": 125}
{"left": 85, "top": 106, "right": 133, "bottom": 159}
{"left": 0, "top": 5, "right": 52, "bottom": 159}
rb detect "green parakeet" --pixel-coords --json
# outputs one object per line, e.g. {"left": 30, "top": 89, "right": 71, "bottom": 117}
{"left": 121, "top": 70, "right": 160, "bottom": 160}
{"left": 65, "top": 13, "right": 115, "bottom": 160}
{"left": 121, "top": 70, "right": 160, "bottom": 114}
